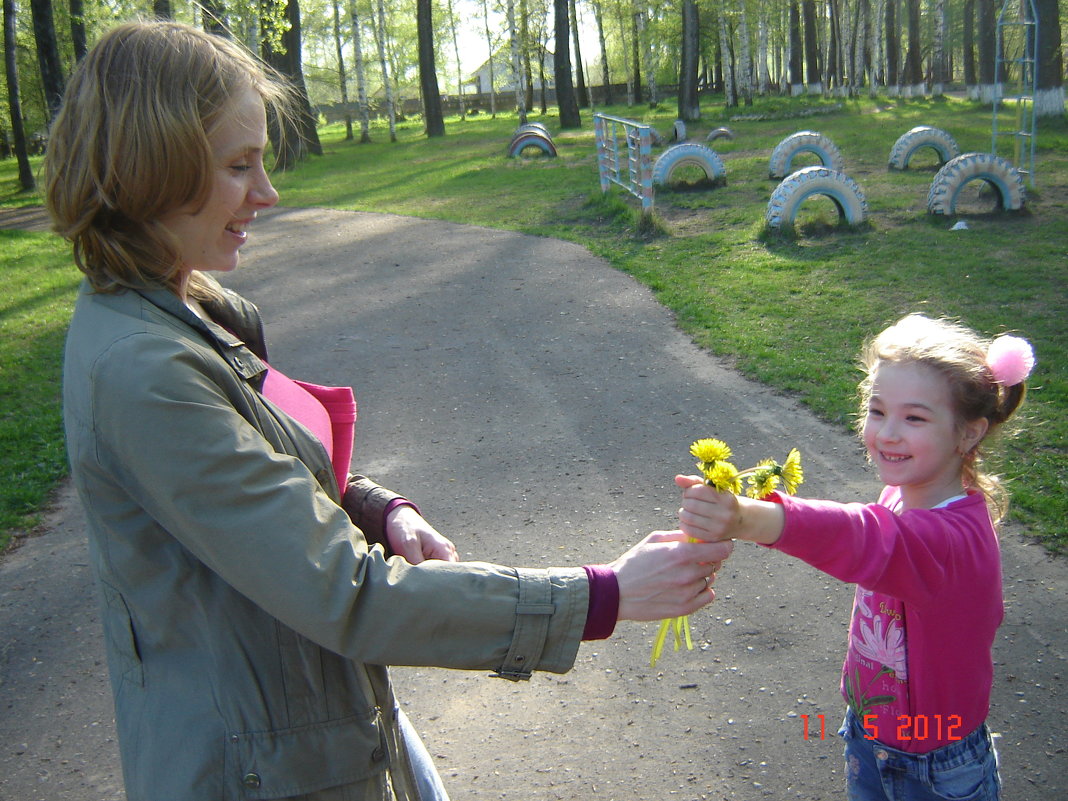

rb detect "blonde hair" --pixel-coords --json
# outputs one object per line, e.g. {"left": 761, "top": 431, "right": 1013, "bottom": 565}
{"left": 858, "top": 314, "right": 1027, "bottom": 522}
{"left": 44, "top": 21, "right": 295, "bottom": 298}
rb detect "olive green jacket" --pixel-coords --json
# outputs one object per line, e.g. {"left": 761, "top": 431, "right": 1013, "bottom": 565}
{"left": 62, "top": 281, "right": 588, "bottom": 801}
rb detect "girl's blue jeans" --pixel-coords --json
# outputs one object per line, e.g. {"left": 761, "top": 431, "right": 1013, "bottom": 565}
{"left": 839, "top": 708, "right": 1001, "bottom": 801}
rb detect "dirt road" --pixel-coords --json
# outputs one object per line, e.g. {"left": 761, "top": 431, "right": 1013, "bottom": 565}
{"left": 1, "top": 207, "right": 1064, "bottom": 800}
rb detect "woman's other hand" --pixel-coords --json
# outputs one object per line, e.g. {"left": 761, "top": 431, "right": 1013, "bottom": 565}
{"left": 385, "top": 505, "right": 459, "bottom": 564}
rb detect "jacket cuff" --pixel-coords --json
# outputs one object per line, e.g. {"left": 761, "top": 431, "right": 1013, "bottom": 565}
{"left": 341, "top": 475, "right": 404, "bottom": 552}
{"left": 494, "top": 568, "right": 581, "bottom": 681}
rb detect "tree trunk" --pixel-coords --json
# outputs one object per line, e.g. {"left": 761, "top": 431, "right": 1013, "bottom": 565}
{"left": 153, "top": 0, "right": 171, "bottom": 18}
{"left": 507, "top": 0, "right": 527, "bottom": 123}
{"left": 962, "top": 0, "right": 976, "bottom": 96}
{"left": 569, "top": 0, "right": 588, "bottom": 106}
{"left": 976, "top": 0, "right": 995, "bottom": 102}
{"left": 592, "top": 0, "right": 612, "bottom": 105}
{"left": 69, "top": 0, "right": 86, "bottom": 61}
{"left": 737, "top": 0, "right": 753, "bottom": 104}
{"left": 201, "top": 0, "right": 226, "bottom": 33}
{"left": 802, "top": 0, "right": 821, "bottom": 93}
{"left": 631, "top": 4, "right": 642, "bottom": 102}
{"left": 789, "top": 1, "right": 803, "bottom": 95}
{"left": 447, "top": 0, "right": 466, "bottom": 119}
{"left": 718, "top": 5, "right": 736, "bottom": 106}
{"left": 827, "top": 0, "right": 840, "bottom": 91}
{"left": 4, "top": 0, "right": 34, "bottom": 190}
{"left": 372, "top": 0, "right": 396, "bottom": 141}
{"left": 29, "top": 0, "right": 64, "bottom": 120}
{"left": 417, "top": 0, "right": 445, "bottom": 136}
{"left": 1034, "top": 0, "right": 1064, "bottom": 117}
{"left": 884, "top": 0, "right": 900, "bottom": 95}
{"left": 678, "top": 0, "right": 700, "bottom": 119}
{"left": 554, "top": 0, "right": 581, "bottom": 127}
{"left": 332, "top": 0, "right": 353, "bottom": 140}
{"left": 757, "top": 12, "right": 770, "bottom": 93}
{"left": 348, "top": 0, "right": 371, "bottom": 142}
{"left": 480, "top": 0, "right": 497, "bottom": 116}
{"left": 903, "top": 0, "right": 923, "bottom": 95}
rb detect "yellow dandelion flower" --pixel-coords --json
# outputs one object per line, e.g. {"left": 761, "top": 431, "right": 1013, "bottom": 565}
{"left": 690, "top": 438, "right": 732, "bottom": 467}
{"left": 705, "top": 461, "right": 741, "bottom": 494}
{"left": 746, "top": 463, "right": 780, "bottom": 499}
{"left": 781, "top": 448, "right": 804, "bottom": 495}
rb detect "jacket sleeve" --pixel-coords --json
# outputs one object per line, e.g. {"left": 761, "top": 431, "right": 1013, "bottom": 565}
{"left": 88, "top": 330, "right": 587, "bottom": 678}
{"left": 767, "top": 493, "right": 993, "bottom": 606}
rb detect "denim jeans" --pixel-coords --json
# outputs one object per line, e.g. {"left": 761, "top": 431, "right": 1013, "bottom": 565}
{"left": 839, "top": 708, "right": 1001, "bottom": 801}
{"left": 398, "top": 708, "right": 452, "bottom": 801}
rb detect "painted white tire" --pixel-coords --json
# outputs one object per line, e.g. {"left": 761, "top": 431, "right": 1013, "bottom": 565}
{"left": 706, "top": 127, "right": 735, "bottom": 142}
{"left": 768, "top": 131, "right": 844, "bottom": 178}
{"left": 671, "top": 119, "right": 687, "bottom": 142}
{"left": 888, "top": 126, "right": 960, "bottom": 170}
{"left": 652, "top": 143, "right": 727, "bottom": 187}
{"left": 926, "top": 152, "right": 1025, "bottom": 214}
{"left": 513, "top": 122, "right": 551, "bottom": 139}
{"left": 765, "top": 165, "right": 868, "bottom": 229}
{"left": 507, "top": 131, "right": 558, "bottom": 158}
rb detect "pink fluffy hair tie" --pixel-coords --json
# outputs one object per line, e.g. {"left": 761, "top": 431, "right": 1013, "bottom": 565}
{"left": 986, "top": 334, "right": 1036, "bottom": 387}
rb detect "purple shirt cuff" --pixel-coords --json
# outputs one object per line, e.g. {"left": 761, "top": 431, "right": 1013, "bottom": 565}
{"left": 383, "top": 497, "right": 420, "bottom": 529}
{"left": 581, "top": 565, "right": 619, "bottom": 640}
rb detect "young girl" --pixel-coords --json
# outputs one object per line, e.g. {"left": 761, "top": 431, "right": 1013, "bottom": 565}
{"left": 677, "top": 314, "right": 1034, "bottom": 801}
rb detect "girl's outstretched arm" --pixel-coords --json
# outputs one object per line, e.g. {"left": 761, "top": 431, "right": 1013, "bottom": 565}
{"left": 675, "top": 474, "right": 786, "bottom": 546}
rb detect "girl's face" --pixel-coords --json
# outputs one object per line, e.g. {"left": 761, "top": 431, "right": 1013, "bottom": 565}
{"left": 862, "top": 361, "right": 987, "bottom": 510}
{"left": 159, "top": 87, "right": 278, "bottom": 287}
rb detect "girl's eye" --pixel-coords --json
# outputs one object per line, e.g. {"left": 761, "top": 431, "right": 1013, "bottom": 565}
{"left": 229, "top": 164, "right": 251, "bottom": 173}
{"left": 867, "top": 407, "right": 884, "bottom": 418}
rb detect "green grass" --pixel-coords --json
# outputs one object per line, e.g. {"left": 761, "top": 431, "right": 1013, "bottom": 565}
{"left": 0, "top": 231, "right": 81, "bottom": 547}
{"left": 2, "top": 92, "right": 1065, "bottom": 554}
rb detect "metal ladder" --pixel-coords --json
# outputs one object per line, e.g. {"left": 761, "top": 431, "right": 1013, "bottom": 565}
{"left": 992, "top": 0, "right": 1038, "bottom": 187}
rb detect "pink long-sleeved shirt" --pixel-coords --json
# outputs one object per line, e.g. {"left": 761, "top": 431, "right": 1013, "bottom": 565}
{"left": 769, "top": 487, "right": 1003, "bottom": 752}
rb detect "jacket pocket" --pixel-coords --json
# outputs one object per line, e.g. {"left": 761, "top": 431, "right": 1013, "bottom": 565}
{"left": 224, "top": 712, "right": 389, "bottom": 800}
{"left": 99, "top": 581, "right": 144, "bottom": 688}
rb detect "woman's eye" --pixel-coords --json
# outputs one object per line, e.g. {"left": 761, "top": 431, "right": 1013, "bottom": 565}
{"left": 229, "top": 164, "right": 251, "bottom": 172}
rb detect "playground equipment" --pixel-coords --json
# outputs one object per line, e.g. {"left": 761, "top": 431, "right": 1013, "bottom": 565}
{"left": 706, "top": 127, "right": 735, "bottom": 142}
{"left": 766, "top": 166, "right": 868, "bottom": 230}
{"left": 507, "top": 125, "right": 557, "bottom": 158}
{"left": 926, "top": 152, "right": 1026, "bottom": 215}
{"left": 593, "top": 113, "right": 655, "bottom": 213}
{"left": 652, "top": 144, "right": 726, "bottom": 188}
{"left": 669, "top": 120, "right": 687, "bottom": 142}
{"left": 992, "top": 0, "right": 1038, "bottom": 187}
{"left": 769, "top": 132, "right": 844, "bottom": 179}
{"left": 888, "top": 126, "right": 960, "bottom": 170}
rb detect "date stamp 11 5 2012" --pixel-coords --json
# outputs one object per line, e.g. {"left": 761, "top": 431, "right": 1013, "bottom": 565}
{"left": 800, "top": 714, "right": 964, "bottom": 742}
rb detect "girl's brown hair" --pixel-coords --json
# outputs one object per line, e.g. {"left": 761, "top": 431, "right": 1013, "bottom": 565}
{"left": 44, "top": 21, "right": 295, "bottom": 298}
{"left": 858, "top": 314, "right": 1028, "bottom": 522}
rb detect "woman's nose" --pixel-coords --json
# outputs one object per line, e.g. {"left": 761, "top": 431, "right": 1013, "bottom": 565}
{"left": 251, "top": 170, "right": 279, "bottom": 209}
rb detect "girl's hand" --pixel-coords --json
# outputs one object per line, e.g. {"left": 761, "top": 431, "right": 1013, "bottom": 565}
{"left": 675, "top": 474, "right": 786, "bottom": 546}
{"left": 385, "top": 505, "right": 459, "bottom": 564}
{"left": 609, "top": 530, "right": 733, "bottom": 621}
{"left": 675, "top": 474, "right": 742, "bottom": 542}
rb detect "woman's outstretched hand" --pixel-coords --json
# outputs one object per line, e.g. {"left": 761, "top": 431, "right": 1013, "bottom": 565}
{"left": 385, "top": 505, "right": 459, "bottom": 564}
{"left": 610, "top": 530, "right": 733, "bottom": 621}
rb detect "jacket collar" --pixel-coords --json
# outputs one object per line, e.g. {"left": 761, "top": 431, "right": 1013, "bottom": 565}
{"left": 135, "top": 286, "right": 268, "bottom": 384}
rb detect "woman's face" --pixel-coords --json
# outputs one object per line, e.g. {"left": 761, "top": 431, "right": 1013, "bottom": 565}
{"left": 159, "top": 87, "right": 278, "bottom": 280}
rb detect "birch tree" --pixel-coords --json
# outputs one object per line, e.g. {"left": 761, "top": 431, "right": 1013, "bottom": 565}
{"left": 480, "top": 0, "right": 497, "bottom": 116}
{"left": 591, "top": 0, "right": 613, "bottom": 104}
{"left": 507, "top": 0, "right": 528, "bottom": 122}
{"left": 372, "top": 0, "right": 397, "bottom": 141}
{"left": 349, "top": 0, "right": 371, "bottom": 142}
{"left": 331, "top": 0, "right": 353, "bottom": 140}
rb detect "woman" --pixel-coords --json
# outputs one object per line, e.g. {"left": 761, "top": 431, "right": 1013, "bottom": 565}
{"left": 46, "top": 21, "right": 731, "bottom": 801}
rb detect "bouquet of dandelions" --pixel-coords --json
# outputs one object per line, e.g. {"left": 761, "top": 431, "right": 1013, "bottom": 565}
{"left": 650, "top": 438, "right": 804, "bottom": 668}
